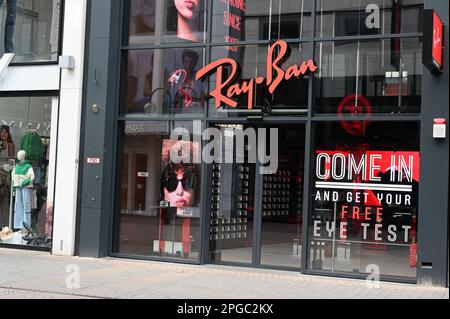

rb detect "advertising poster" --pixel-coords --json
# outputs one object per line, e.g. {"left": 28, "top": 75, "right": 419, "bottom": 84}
{"left": 160, "top": 139, "right": 201, "bottom": 217}
{"left": 166, "top": 0, "right": 206, "bottom": 43}
{"left": 156, "top": 139, "right": 201, "bottom": 257}
{"left": 312, "top": 150, "right": 419, "bottom": 248}
{"left": 214, "top": 0, "right": 246, "bottom": 59}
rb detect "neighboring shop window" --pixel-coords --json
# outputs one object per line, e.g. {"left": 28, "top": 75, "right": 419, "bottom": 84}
{"left": 315, "top": 0, "right": 423, "bottom": 37}
{"left": 315, "top": 38, "right": 422, "bottom": 114}
{"left": 0, "top": 96, "right": 56, "bottom": 248}
{"left": 208, "top": 43, "right": 312, "bottom": 117}
{"left": 308, "top": 121, "right": 420, "bottom": 279}
{"left": 211, "top": 0, "right": 312, "bottom": 43}
{"left": 127, "top": 0, "right": 208, "bottom": 45}
{"left": 124, "top": 48, "right": 207, "bottom": 116}
{"left": 0, "top": 0, "right": 62, "bottom": 62}
{"left": 114, "top": 121, "right": 202, "bottom": 260}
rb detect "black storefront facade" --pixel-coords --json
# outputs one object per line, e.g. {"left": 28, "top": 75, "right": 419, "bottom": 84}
{"left": 76, "top": 0, "right": 449, "bottom": 287}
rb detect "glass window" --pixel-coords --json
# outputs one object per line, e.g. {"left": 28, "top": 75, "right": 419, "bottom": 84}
{"left": 0, "top": 96, "right": 56, "bottom": 248}
{"left": 123, "top": 47, "right": 207, "bottom": 117}
{"left": 212, "top": 0, "right": 312, "bottom": 43}
{"left": 316, "top": 0, "right": 423, "bottom": 38}
{"left": 308, "top": 121, "right": 420, "bottom": 279}
{"left": 127, "top": 0, "right": 208, "bottom": 45}
{"left": 114, "top": 121, "right": 203, "bottom": 261}
{"left": 314, "top": 38, "right": 422, "bottom": 114}
{"left": 209, "top": 124, "right": 257, "bottom": 264}
{"left": 0, "top": 0, "right": 62, "bottom": 62}
{"left": 207, "top": 42, "right": 312, "bottom": 117}
{"left": 260, "top": 125, "right": 305, "bottom": 268}
{"left": 209, "top": 124, "right": 306, "bottom": 267}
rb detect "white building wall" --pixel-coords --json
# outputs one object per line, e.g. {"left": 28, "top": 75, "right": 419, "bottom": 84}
{"left": 0, "top": 65, "right": 60, "bottom": 91}
{"left": 52, "top": 0, "right": 87, "bottom": 256}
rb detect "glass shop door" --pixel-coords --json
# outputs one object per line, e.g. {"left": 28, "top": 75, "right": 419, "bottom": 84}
{"left": 208, "top": 124, "right": 306, "bottom": 270}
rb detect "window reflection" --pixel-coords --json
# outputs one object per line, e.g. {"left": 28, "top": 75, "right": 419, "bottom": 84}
{"left": 315, "top": 38, "right": 422, "bottom": 114}
{"left": 124, "top": 48, "right": 207, "bottom": 116}
{"left": 212, "top": 0, "right": 312, "bottom": 43}
{"left": 316, "top": 0, "right": 423, "bottom": 37}
{"left": 0, "top": 0, "right": 61, "bottom": 62}
{"left": 127, "top": 0, "right": 207, "bottom": 45}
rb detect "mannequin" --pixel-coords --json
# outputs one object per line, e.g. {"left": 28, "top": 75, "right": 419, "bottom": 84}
{"left": 11, "top": 150, "right": 34, "bottom": 231}
{"left": 0, "top": 0, "right": 17, "bottom": 53}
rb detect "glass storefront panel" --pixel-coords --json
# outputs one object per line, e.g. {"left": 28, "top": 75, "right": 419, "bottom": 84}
{"left": 0, "top": 0, "right": 61, "bottom": 62}
{"left": 308, "top": 121, "right": 420, "bottom": 279}
{"left": 117, "top": 1, "right": 429, "bottom": 281}
{"left": 127, "top": 0, "right": 208, "bottom": 45}
{"left": 209, "top": 124, "right": 256, "bottom": 264}
{"left": 208, "top": 43, "right": 312, "bottom": 117}
{"left": 114, "top": 121, "right": 202, "bottom": 261}
{"left": 123, "top": 48, "right": 207, "bottom": 117}
{"left": 316, "top": 0, "right": 423, "bottom": 38}
{"left": 0, "top": 96, "right": 56, "bottom": 248}
{"left": 209, "top": 124, "right": 306, "bottom": 268}
{"left": 315, "top": 38, "right": 422, "bottom": 114}
{"left": 212, "top": 0, "right": 312, "bottom": 43}
{"left": 260, "top": 125, "right": 305, "bottom": 268}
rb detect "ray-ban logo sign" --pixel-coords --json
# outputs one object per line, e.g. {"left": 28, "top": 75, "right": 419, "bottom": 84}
{"left": 196, "top": 40, "right": 318, "bottom": 110}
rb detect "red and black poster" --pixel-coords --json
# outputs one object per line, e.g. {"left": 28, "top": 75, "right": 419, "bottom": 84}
{"left": 312, "top": 150, "right": 420, "bottom": 248}
{"left": 214, "top": 0, "right": 246, "bottom": 61}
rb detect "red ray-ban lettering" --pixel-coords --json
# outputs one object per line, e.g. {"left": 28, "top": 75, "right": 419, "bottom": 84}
{"left": 196, "top": 40, "right": 318, "bottom": 110}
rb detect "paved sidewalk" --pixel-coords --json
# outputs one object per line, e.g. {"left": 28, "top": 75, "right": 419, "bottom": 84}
{"left": 0, "top": 249, "right": 448, "bottom": 299}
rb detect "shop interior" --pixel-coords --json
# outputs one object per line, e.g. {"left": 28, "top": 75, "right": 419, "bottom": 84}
{"left": 0, "top": 96, "right": 54, "bottom": 247}
{"left": 209, "top": 125, "right": 306, "bottom": 269}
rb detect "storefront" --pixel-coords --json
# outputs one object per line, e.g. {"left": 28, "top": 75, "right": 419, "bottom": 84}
{"left": 0, "top": 0, "right": 62, "bottom": 249}
{"left": 78, "top": 0, "right": 449, "bottom": 287}
{"left": 0, "top": 95, "right": 58, "bottom": 248}
{"left": 0, "top": 0, "right": 87, "bottom": 256}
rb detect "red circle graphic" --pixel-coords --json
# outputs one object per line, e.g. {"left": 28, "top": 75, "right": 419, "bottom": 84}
{"left": 338, "top": 95, "right": 373, "bottom": 136}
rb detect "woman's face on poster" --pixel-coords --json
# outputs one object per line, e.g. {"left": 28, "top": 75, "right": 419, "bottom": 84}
{"left": 164, "top": 169, "right": 194, "bottom": 213}
{"left": 174, "top": 0, "right": 200, "bottom": 20}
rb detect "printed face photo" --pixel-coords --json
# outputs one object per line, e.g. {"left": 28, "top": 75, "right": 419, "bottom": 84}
{"left": 170, "top": 0, "right": 204, "bottom": 42}
{"left": 174, "top": 0, "right": 200, "bottom": 20}
{"left": 161, "top": 139, "right": 201, "bottom": 216}
{"left": 163, "top": 168, "right": 196, "bottom": 213}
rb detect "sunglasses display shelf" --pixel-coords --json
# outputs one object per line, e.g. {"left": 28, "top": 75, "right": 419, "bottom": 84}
{"left": 262, "top": 170, "right": 293, "bottom": 219}
{"left": 209, "top": 163, "right": 251, "bottom": 242}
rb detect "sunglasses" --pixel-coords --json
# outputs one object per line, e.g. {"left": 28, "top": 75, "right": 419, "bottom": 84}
{"left": 163, "top": 174, "right": 197, "bottom": 192}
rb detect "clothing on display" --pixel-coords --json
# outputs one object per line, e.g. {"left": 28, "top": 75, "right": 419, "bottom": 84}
{"left": 0, "top": 0, "right": 16, "bottom": 53}
{"left": 31, "top": 189, "right": 37, "bottom": 210}
{"left": 14, "top": 187, "right": 32, "bottom": 229}
{"left": 0, "top": 146, "right": 13, "bottom": 187}
{"left": 0, "top": 141, "right": 14, "bottom": 159}
{"left": 12, "top": 160, "right": 35, "bottom": 189}
{"left": 12, "top": 159, "right": 35, "bottom": 230}
{"left": 20, "top": 133, "right": 44, "bottom": 162}
{"left": 32, "top": 165, "right": 41, "bottom": 186}
{"left": 0, "top": 132, "right": 14, "bottom": 227}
